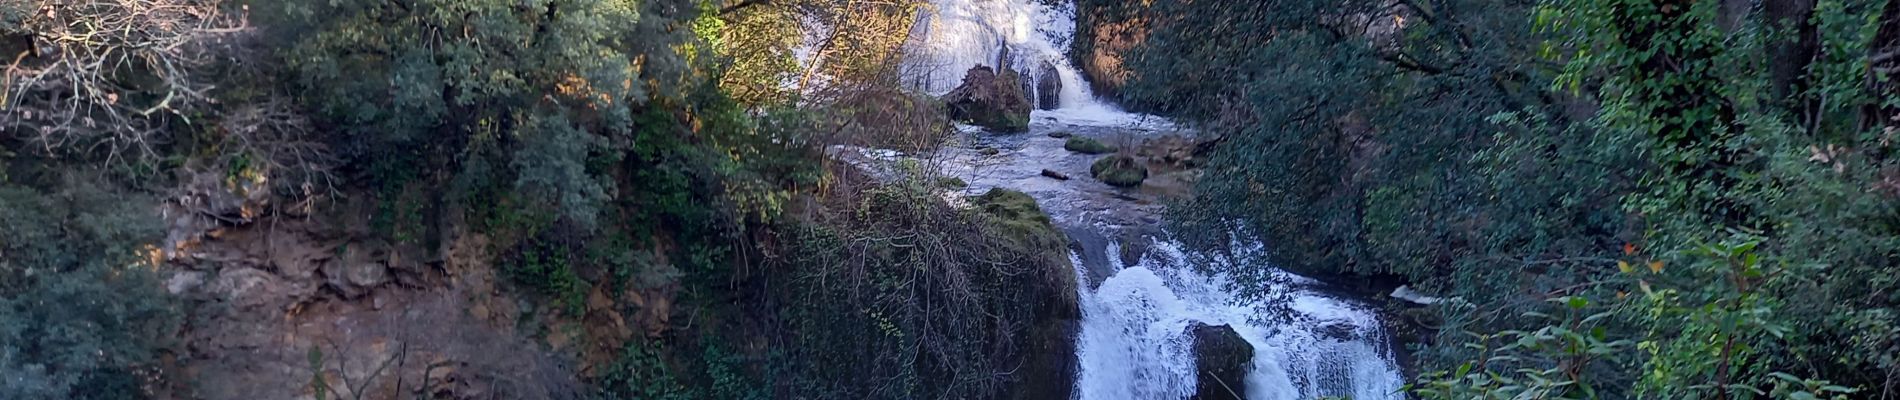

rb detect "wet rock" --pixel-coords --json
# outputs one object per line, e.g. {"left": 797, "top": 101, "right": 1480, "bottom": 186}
{"left": 1189, "top": 323, "right": 1254, "bottom": 400}
{"left": 944, "top": 66, "right": 1032, "bottom": 133}
{"left": 1041, "top": 169, "right": 1071, "bottom": 180}
{"left": 979, "top": 147, "right": 1002, "bottom": 156}
{"left": 1064, "top": 136, "right": 1117, "bottom": 154}
{"left": 1047, "top": 131, "right": 1073, "bottom": 138}
{"left": 1090, "top": 155, "right": 1148, "bottom": 187}
{"left": 1035, "top": 61, "right": 1063, "bottom": 110}
{"left": 1391, "top": 285, "right": 1443, "bottom": 305}
{"left": 1319, "top": 321, "right": 1359, "bottom": 341}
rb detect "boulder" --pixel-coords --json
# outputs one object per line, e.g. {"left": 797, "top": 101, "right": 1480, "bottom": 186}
{"left": 944, "top": 66, "right": 1032, "bottom": 133}
{"left": 1036, "top": 61, "right": 1063, "bottom": 110}
{"left": 1189, "top": 323, "right": 1254, "bottom": 400}
{"left": 1319, "top": 321, "right": 1359, "bottom": 341}
{"left": 1041, "top": 169, "right": 1071, "bottom": 180}
{"left": 1064, "top": 136, "right": 1117, "bottom": 154}
{"left": 1090, "top": 155, "right": 1148, "bottom": 187}
{"left": 1047, "top": 131, "right": 1073, "bottom": 139}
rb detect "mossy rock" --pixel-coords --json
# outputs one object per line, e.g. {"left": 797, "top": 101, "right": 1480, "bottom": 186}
{"left": 944, "top": 66, "right": 1033, "bottom": 133}
{"left": 970, "top": 189, "right": 1080, "bottom": 400}
{"left": 1090, "top": 155, "right": 1147, "bottom": 187}
{"left": 1064, "top": 137, "right": 1116, "bottom": 154}
{"left": 937, "top": 176, "right": 968, "bottom": 188}
{"left": 974, "top": 189, "right": 1055, "bottom": 229}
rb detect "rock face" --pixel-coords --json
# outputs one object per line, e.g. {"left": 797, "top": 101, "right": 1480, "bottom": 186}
{"left": 1035, "top": 61, "right": 1063, "bottom": 110}
{"left": 1135, "top": 134, "right": 1218, "bottom": 169}
{"left": 1190, "top": 323, "right": 1254, "bottom": 400}
{"left": 1074, "top": 1, "right": 1153, "bottom": 105}
{"left": 944, "top": 65, "right": 1032, "bottom": 133}
{"left": 1090, "top": 154, "right": 1149, "bottom": 187}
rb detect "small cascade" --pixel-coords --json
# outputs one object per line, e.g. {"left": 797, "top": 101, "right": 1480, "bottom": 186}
{"left": 904, "top": 0, "right": 1095, "bottom": 109}
{"left": 903, "top": 1, "right": 1410, "bottom": 398}
{"left": 1073, "top": 239, "right": 1405, "bottom": 400}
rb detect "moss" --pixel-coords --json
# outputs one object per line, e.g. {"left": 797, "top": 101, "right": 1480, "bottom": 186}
{"left": 1063, "top": 136, "right": 1116, "bottom": 154}
{"left": 937, "top": 176, "right": 968, "bottom": 188}
{"left": 999, "top": 112, "right": 1031, "bottom": 133}
{"left": 974, "top": 189, "right": 1054, "bottom": 229}
{"left": 1090, "top": 155, "right": 1147, "bottom": 187}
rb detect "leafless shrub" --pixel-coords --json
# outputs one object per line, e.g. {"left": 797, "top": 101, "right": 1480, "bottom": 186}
{"left": 216, "top": 98, "right": 340, "bottom": 201}
{"left": 0, "top": 0, "right": 246, "bottom": 162}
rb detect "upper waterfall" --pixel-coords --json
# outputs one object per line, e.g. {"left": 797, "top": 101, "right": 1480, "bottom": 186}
{"left": 903, "top": 0, "right": 1095, "bottom": 109}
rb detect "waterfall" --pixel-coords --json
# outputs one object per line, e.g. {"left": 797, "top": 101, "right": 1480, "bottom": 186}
{"left": 904, "top": 0, "right": 1094, "bottom": 109}
{"left": 901, "top": 0, "right": 1409, "bottom": 398}
{"left": 1073, "top": 239, "right": 1405, "bottom": 400}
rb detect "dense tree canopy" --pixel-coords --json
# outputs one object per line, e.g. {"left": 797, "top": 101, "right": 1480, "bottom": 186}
{"left": 1108, "top": 0, "right": 1900, "bottom": 397}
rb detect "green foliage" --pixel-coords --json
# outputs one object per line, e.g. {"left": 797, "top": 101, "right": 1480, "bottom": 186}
{"left": 262, "top": 0, "right": 693, "bottom": 228}
{"left": 1126, "top": 0, "right": 1900, "bottom": 395}
{"left": 0, "top": 178, "right": 179, "bottom": 399}
{"left": 700, "top": 342, "right": 769, "bottom": 400}
{"left": 507, "top": 238, "right": 590, "bottom": 316}
{"left": 596, "top": 343, "right": 699, "bottom": 400}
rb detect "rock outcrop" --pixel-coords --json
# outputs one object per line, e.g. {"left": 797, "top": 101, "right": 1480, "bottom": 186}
{"left": 1036, "top": 61, "right": 1063, "bottom": 110}
{"left": 944, "top": 65, "right": 1032, "bottom": 133}
{"left": 1090, "top": 154, "right": 1149, "bottom": 187}
{"left": 1189, "top": 323, "right": 1254, "bottom": 400}
{"left": 1073, "top": 1, "right": 1153, "bottom": 105}
{"left": 1065, "top": 136, "right": 1117, "bottom": 154}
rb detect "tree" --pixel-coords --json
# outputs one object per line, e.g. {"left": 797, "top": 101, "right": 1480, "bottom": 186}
{"left": 0, "top": 177, "right": 179, "bottom": 400}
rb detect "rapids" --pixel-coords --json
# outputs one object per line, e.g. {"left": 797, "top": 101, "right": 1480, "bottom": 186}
{"left": 903, "top": 1, "right": 1409, "bottom": 398}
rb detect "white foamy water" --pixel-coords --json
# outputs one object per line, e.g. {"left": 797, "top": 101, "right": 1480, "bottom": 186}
{"left": 1074, "top": 239, "right": 1404, "bottom": 400}
{"left": 902, "top": 0, "right": 1408, "bottom": 398}
{"left": 905, "top": 0, "right": 1096, "bottom": 110}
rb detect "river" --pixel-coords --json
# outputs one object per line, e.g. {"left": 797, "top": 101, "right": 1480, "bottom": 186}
{"left": 900, "top": 0, "right": 1409, "bottom": 398}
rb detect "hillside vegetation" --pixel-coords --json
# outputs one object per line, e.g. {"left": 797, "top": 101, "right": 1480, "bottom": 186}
{"left": 0, "top": 0, "right": 1073, "bottom": 399}
{"left": 1082, "top": 0, "right": 1900, "bottom": 397}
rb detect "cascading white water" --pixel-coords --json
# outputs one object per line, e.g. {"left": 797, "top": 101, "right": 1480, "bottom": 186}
{"left": 904, "top": 0, "right": 1094, "bottom": 108}
{"left": 902, "top": 0, "right": 1409, "bottom": 398}
{"left": 1074, "top": 239, "right": 1405, "bottom": 400}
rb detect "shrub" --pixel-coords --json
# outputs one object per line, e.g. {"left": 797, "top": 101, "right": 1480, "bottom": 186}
{"left": 0, "top": 179, "right": 178, "bottom": 400}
